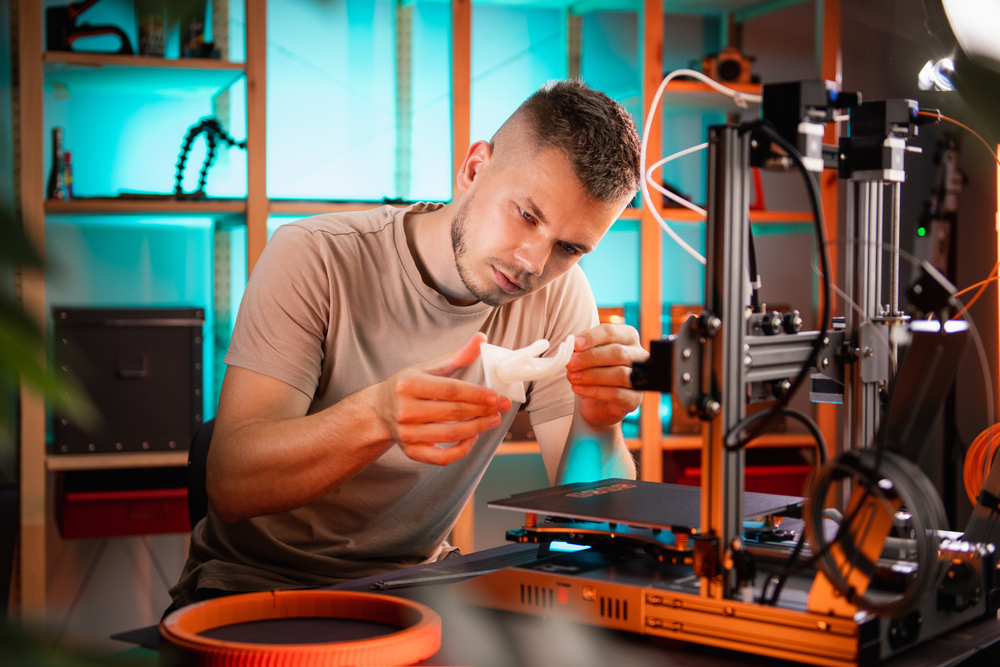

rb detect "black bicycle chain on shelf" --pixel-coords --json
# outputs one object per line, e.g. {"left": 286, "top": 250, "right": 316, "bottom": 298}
{"left": 174, "top": 117, "right": 247, "bottom": 197}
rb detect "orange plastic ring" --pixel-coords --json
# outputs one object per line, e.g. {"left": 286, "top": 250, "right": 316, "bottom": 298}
{"left": 159, "top": 590, "right": 442, "bottom": 666}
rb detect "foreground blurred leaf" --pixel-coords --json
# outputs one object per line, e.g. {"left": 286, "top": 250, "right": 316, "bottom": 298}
{"left": 0, "top": 210, "right": 95, "bottom": 437}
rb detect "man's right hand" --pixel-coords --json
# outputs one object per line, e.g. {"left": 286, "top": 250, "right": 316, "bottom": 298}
{"left": 209, "top": 333, "right": 510, "bottom": 521}
{"left": 374, "top": 332, "right": 512, "bottom": 466}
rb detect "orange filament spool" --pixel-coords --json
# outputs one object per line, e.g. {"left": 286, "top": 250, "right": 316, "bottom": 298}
{"left": 159, "top": 590, "right": 441, "bottom": 666}
{"left": 965, "top": 425, "right": 1000, "bottom": 505}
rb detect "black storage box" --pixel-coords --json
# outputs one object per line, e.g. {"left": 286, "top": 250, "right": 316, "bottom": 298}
{"left": 53, "top": 307, "right": 205, "bottom": 454}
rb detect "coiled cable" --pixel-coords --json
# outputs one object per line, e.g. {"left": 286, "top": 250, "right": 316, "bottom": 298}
{"left": 965, "top": 424, "right": 1000, "bottom": 505}
{"left": 805, "top": 449, "right": 948, "bottom": 616}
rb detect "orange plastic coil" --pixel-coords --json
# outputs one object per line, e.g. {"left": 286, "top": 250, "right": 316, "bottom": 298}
{"left": 965, "top": 425, "right": 1000, "bottom": 505}
{"left": 159, "top": 590, "right": 442, "bottom": 666}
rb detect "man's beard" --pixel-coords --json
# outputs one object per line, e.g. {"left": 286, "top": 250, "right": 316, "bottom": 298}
{"left": 451, "top": 197, "right": 519, "bottom": 308}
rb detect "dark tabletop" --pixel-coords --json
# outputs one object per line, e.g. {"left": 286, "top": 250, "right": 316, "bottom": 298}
{"left": 117, "top": 542, "right": 1000, "bottom": 666}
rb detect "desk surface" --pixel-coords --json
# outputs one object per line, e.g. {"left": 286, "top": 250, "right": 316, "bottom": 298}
{"left": 118, "top": 543, "right": 1000, "bottom": 667}
{"left": 326, "top": 543, "right": 1000, "bottom": 667}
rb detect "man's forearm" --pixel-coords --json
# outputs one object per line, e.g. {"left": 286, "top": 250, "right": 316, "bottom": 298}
{"left": 554, "top": 406, "right": 636, "bottom": 485}
{"left": 208, "top": 385, "right": 392, "bottom": 522}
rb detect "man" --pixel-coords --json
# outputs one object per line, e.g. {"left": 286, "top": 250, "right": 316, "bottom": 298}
{"left": 169, "top": 80, "right": 648, "bottom": 608}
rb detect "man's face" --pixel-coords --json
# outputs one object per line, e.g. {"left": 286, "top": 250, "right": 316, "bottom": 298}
{"left": 450, "top": 145, "right": 621, "bottom": 308}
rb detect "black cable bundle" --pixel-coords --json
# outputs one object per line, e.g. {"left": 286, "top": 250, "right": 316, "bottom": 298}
{"left": 804, "top": 449, "right": 948, "bottom": 616}
{"left": 175, "top": 117, "right": 247, "bottom": 197}
{"left": 728, "top": 120, "right": 833, "bottom": 452}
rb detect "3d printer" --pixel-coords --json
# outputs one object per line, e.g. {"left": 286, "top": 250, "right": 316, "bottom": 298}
{"left": 456, "top": 79, "right": 1000, "bottom": 666}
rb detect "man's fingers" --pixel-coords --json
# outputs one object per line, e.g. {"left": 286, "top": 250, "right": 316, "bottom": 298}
{"left": 399, "top": 437, "right": 477, "bottom": 466}
{"left": 427, "top": 332, "right": 488, "bottom": 378}
{"left": 566, "top": 366, "right": 634, "bottom": 389}
{"left": 567, "top": 342, "right": 649, "bottom": 371}
{"left": 396, "top": 372, "right": 504, "bottom": 406}
{"left": 573, "top": 323, "right": 641, "bottom": 352}
{"left": 395, "top": 414, "right": 501, "bottom": 445}
{"left": 394, "top": 398, "right": 509, "bottom": 424}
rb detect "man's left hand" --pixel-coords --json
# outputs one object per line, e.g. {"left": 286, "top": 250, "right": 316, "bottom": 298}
{"left": 566, "top": 323, "right": 650, "bottom": 427}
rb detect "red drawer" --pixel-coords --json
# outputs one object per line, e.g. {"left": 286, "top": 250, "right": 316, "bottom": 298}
{"left": 57, "top": 487, "right": 192, "bottom": 539}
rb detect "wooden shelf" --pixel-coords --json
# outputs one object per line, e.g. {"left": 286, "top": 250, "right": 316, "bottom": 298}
{"left": 416, "top": 0, "right": 641, "bottom": 11}
{"left": 46, "top": 451, "right": 189, "bottom": 472}
{"left": 269, "top": 200, "right": 409, "bottom": 216}
{"left": 651, "top": 207, "right": 813, "bottom": 224}
{"left": 45, "top": 198, "right": 246, "bottom": 215}
{"left": 497, "top": 440, "right": 541, "bottom": 455}
{"left": 44, "top": 52, "right": 244, "bottom": 97}
{"left": 750, "top": 210, "right": 815, "bottom": 224}
{"left": 413, "top": 0, "right": 770, "bottom": 14}
{"left": 659, "top": 80, "right": 762, "bottom": 109}
{"left": 44, "top": 52, "right": 245, "bottom": 69}
{"left": 497, "top": 439, "right": 641, "bottom": 456}
{"left": 43, "top": 199, "right": 812, "bottom": 225}
{"left": 662, "top": 433, "right": 819, "bottom": 451}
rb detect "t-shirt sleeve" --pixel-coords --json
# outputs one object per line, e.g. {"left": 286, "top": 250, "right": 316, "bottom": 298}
{"left": 224, "top": 224, "right": 331, "bottom": 398}
{"left": 524, "top": 264, "right": 599, "bottom": 425}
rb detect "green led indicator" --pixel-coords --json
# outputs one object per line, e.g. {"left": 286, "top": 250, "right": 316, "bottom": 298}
{"left": 917, "top": 227, "right": 927, "bottom": 237}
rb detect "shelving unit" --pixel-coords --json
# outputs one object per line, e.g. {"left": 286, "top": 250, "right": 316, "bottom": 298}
{"left": 15, "top": 0, "right": 842, "bottom": 611}
{"left": 15, "top": 0, "right": 268, "bottom": 618}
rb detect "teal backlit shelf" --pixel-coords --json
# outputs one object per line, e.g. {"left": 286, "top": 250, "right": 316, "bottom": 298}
{"left": 44, "top": 52, "right": 245, "bottom": 98}
{"left": 269, "top": 200, "right": 410, "bottom": 216}
{"left": 45, "top": 198, "right": 247, "bottom": 215}
{"left": 409, "top": 0, "right": 639, "bottom": 10}
{"left": 413, "top": 0, "right": 778, "bottom": 13}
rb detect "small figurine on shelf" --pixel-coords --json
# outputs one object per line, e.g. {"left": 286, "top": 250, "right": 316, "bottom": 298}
{"left": 135, "top": 0, "right": 165, "bottom": 57}
{"left": 47, "top": 128, "right": 68, "bottom": 201}
{"left": 63, "top": 152, "right": 74, "bottom": 200}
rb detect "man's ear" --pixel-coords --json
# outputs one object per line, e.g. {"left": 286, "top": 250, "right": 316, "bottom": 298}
{"left": 455, "top": 140, "right": 493, "bottom": 192}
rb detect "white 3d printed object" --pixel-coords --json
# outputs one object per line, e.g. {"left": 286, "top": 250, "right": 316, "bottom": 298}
{"left": 480, "top": 335, "right": 576, "bottom": 403}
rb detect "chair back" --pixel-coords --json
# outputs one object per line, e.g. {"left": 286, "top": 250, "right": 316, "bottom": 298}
{"left": 187, "top": 419, "right": 215, "bottom": 529}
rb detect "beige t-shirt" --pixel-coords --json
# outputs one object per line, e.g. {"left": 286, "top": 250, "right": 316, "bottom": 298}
{"left": 170, "top": 203, "right": 598, "bottom": 605}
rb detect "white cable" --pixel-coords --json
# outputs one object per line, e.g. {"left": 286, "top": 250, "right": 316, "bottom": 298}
{"left": 640, "top": 69, "right": 762, "bottom": 266}
{"left": 645, "top": 143, "right": 709, "bottom": 217}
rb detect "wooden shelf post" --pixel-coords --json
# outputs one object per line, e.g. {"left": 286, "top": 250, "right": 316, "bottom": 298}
{"left": 638, "top": 0, "right": 664, "bottom": 483}
{"left": 449, "top": 0, "right": 474, "bottom": 555}
{"left": 245, "top": 0, "right": 268, "bottom": 276}
{"left": 15, "top": 0, "right": 47, "bottom": 620}
{"left": 451, "top": 0, "right": 471, "bottom": 201}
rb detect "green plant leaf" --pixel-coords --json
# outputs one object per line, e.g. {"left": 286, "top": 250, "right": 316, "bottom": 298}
{"left": 0, "top": 216, "right": 42, "bottom": 268}
{"left": 0, "top": 322, "right": 100, "bottom": 433}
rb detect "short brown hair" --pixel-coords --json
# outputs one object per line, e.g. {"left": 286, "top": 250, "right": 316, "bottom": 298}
{"left": 493, "top": 80, "right": 641, "bottom": 205}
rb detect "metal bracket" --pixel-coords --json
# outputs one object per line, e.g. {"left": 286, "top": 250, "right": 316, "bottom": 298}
{"left": 859, "top": 322, "right": 890, "bottom": 383}
{"left": 672, "top": 317, "right": 704, "bottom": 419}
{"left": 744, "top": 329, "right": 845, "bottom": 386}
